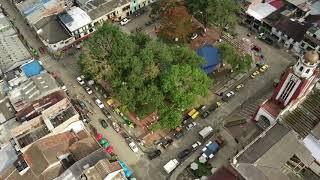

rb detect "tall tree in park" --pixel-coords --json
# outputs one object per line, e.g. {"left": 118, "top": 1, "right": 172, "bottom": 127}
{"left": 217, "top": 43, "right": 252, "bottom": 72}
{"left": 79, "top": 23, "right": 211, "bottom": 129}
{"left": 159, "top": 0, "right": 192, "bottom": 42}
{"left": 185, "top": 0, "right": 240, "bottom": 28}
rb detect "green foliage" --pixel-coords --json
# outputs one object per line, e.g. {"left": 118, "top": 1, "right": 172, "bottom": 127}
{"left": 193, "top": 160, "right": 212, "bottom": 178}
{"left": 217, "top": 43, "right": 252, "bottom": 72}
{"left": 185, "top": 0, "right": 240, "bottom": 28}
{"left": 79, "top": 23, "right": 212, "bottom": 129}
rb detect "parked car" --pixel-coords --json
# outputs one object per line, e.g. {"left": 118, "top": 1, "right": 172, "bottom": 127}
{"left": 174, "top": 128, "right": 184, "bottom": 139}
{"left": 178, "top": 148, "right": 192, "bottom": 160}
{"left": 192, "top": 141, "right": 202, "bottom": 149}
{"left": 251, "top": 45, "right": 261, "bottom": 52}
{"left": 161, "top": 138, "right": 173, "bottom": 149}
{"left": 200, "top": 110, "right": 210, "bottom": 119}
{"left": 259, "top": 64, "right": 269, "bottom": 73}
{"left": 85, "top": 86, "right": 93, "bottom": 94}
{"left": 76, "top": 76, "right": 85, "bottom": 85}
{"left": 95, "top": 99, "right": 105, "bottom": 109}
{"left": 100, "top": 119, "right": 108, "bottom": 129}
{"left": 250, "top": 70, "right": 260, "bottom": 79}
{"left": 148, "top": 149, "right": 161, "bottom": 160}
{"left": 112, "top": 122, "right": 121, "bottom": 132}
{"left": 187, "top": 109, "right": 199, "bottom": 119}
{"left": 101, "top": 108, "right": 112, "bottom": 119}
{"left": 128, "top": 141, "right": 139, "bottom": 153}
{"left": 186, "top": 122, "right": 197, "bottom": 131}
{"left": 235, "top": 84, "right": 244, "bottom": 91}
{"left": 120, "top": 18, "right": 131, "bottom": 25}
{"left": 222, "top": 91, "right": 235, "bottom": 102}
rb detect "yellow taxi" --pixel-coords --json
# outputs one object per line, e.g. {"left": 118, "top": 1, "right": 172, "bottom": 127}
{"left": 188, "top": 108, "right": 199, "bottom": 119}
{"left": 259, "top": 64, "right": 269, "bottom": 73}
{"left": 250, "top": 70, "right": 260, "bottom": 79}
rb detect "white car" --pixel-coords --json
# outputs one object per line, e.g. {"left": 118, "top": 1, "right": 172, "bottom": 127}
{"left": 76, "top": 76, "right": 85, "bottom": 85}
{"left": 128, "top": 141, "right": 139, "bottom": 153}
{"left": 120, "top": 18, "right": 131, "bottom": 26}
{"left": 95, "top": 99, "right": 105, "bottom": 109}
{"left": 186, "top": 122, "right": 197, "bottom": 131}
{"left": 192, "top": 141, "right": 202, "bottom": 149}
{"left": 85, "top": 86, "right": 93, "bottom": 95}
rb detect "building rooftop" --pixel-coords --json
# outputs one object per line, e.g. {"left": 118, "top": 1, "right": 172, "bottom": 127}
{"left": 0, "top": 13, "right": 31, "bottom": 73}
{"left": 234, "top": 124, "right": 316, "bottom": 180}
{"left": 0, "top": 96, "right": 15, "bottom": 123}
{"left": 237, "top": 123, "right": 290, "bottom": 164}
{"left": 9, "top": 72, "right": 59, "bottom": 112}
{"left": 80, "top": 0, "right": 130, "bottom": 20}
{"left": 59, "top": 6, "right": 92, "bottom": 32}
{"left": 55, "top": 149, "right": 112, "bottom": 180}
{"left": 15, "top": 90, "right": 67, "bottom": 122}
{"left": 15, "top": 0, "right": 67, "bottom": 25}
{"left": 280, "top": 89, "right": 320, "bottom": 138}
{"left": 21, "top": 60, "right": 44, "bottom": 78}
{"left": 80, "top": 158, "right": 124, "bottom": 180}
{"left": 11, "top": 94, "right": 78, "bottom": 149}
{"left": 35, "top": 15, "right": 71, "bottom": 44}
{"left": 0, "top": 129, "right": 102, "bottom": 179}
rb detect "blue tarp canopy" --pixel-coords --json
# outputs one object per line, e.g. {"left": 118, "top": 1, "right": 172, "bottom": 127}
{"left": 204, "top": 142, "right": 219, "bottom": 156}
{"left": 196, "top": 44, "right": 221, "bottom": 74}
{"left": 21, "top": 60, "right": 44, "bottom": 78}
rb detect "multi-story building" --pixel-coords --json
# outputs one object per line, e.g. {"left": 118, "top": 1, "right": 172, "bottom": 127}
{"left": 14, "top": 0, "right": 158, "bottom": 52}
{"left": 8, "top": 71, "right": 60, "bottom": 112}
{"left": 10, "top": 90, "right": 79, "bottom": 151}
{"left": 232, "top": 51, "right": 320, "bottom": 179}
{"left": 0, "top": 126, "right": 125, "bottom": 180}
{"left": 0, "top": 11, "right": 31, "bottom": 75}
{"left": 244, "top": 0, "right": 320, "bottom": 55}
{"left": 254, "top": 51, "right": 319, "bottom": 128}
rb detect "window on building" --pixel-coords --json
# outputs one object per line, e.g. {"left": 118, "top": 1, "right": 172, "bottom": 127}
{"left": 75, "top": 34, "right": 80, "bottom": 39}
{"left": 89, "top": 29, "right": 93, "bottom": 33}
{"left": 299, "top": 66, "right": 304, "bottom": 71}
{"left": 122, "top": 5, "right": 130, "bottom": 11}
{"left": 88, "top": 24, "right": 92, "bottom": 28}
{"left": 306, "top": 69, "right": 310, "bottom": 74}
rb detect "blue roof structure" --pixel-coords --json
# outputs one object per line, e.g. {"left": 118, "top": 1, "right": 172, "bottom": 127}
{"left": 21, "top": 60, "right": 44, "bottom": 78}
{"left": 197, "top": 44, "right": 221, "bottom": 74}
{"left": 204, "top": 142, "right": 219, "bottom": 157}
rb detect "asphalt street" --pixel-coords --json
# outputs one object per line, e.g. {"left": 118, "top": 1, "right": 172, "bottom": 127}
{"left": 0, "top": 1, "right": 295, "bottom": 179}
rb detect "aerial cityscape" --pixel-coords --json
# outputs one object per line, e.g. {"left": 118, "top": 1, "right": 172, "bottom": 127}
{"left": 0, "top": 0, "right": 320, "bottom": 179}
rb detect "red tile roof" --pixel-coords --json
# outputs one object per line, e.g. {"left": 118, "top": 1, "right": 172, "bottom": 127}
{"left": 261, "top": 100, "right": 283, "bottom": 118}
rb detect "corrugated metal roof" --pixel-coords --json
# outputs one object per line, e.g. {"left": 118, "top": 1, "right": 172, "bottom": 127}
{"left": 281, "top": 90, "right": 320, "bottom": 138}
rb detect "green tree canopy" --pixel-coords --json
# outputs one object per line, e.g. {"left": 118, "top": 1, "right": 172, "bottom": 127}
{"left": 185, "top": 0, "right": 240, "bottom": 28}
{"left": 217, "top": 43, "right": 252, "bottom": 72}
{"left": 79, "top": 23, "right": 212, "bottom": 129}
